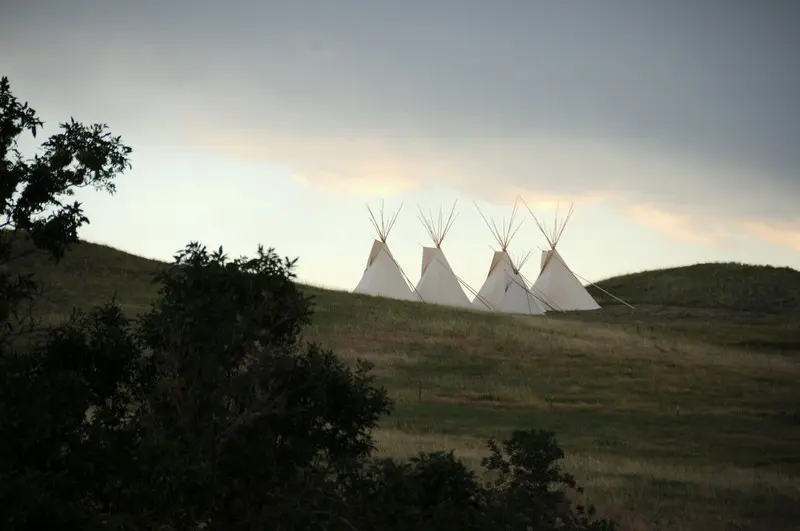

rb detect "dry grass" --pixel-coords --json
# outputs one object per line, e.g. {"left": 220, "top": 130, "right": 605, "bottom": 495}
{"left": 10, "top": 239, "right": 800, "bottom": 531}
{"left": 304, "top": 287, "right": 800, "bottom": 531}
{"left": 373, "top": 429, "right": 800, "bottom": 531}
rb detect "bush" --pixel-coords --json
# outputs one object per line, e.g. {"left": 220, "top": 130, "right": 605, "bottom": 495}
{"left": 0, "top": 76, "right": 618, "bottom": 530}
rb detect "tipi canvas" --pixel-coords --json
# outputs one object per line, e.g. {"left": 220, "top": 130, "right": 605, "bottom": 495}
{"left": 353, "top": 202, "right": 419, "bottom": 302}
{"left": 415, "top": 202, "right": 472, "bottom": 308}
{"left": 532, "top": 248, "right": 599, "bottom": 311}
{"left": 471, "top": 199, "right": 526, "bottom": 311}
{"left": 497, "top": 252, "right": 546, "bottom": 315}
{"left": 519, "top": 198, "right": 601, "bottom": 312}
{"left": 471, "top": 251, "right": 514, "bottom": 310}
{"left": 499, "top": 275, "right": 546, "bottom": 315}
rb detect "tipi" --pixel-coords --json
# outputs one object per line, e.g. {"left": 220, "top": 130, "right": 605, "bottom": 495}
{"left": 519, "top": 198, "right": 601, "bottom": 312}
{"left": 415, "top": 202, "right": 472, "bottom": 308}
{"left": 353, "top": 201, "right": 420, "bottom": 302}
{"left": 497, "top": 251, "right": 547, "bottom": 315}
{"left": 471, "top": 200, "right": 544, "bottom": 315}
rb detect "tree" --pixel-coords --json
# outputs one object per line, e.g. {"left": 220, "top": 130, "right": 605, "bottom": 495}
{"left": 0, "top": 241, "right": 393, "bottom": 530}
{"left": 0, "top": 75, "right": 132, "bottom": 343}
{"left": 0, "top": 77, "right": 617, "bottom": 531}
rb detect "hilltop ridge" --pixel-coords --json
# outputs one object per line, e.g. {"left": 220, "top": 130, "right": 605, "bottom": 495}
{"left": 590, "top": 261, "right": 800, "bottom": 314}
{"left": 6, "top": 235, "right": 799, "bottom": 316}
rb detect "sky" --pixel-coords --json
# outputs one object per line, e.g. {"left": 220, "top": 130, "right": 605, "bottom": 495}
{"left": 1, "top": 0, "right": 799, "bottom": 293}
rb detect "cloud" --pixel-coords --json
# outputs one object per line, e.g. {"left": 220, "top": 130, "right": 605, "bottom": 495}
{"left": 184, "top": 126, "right": 800, "bottom": 252}
{"left": 3, "top": 0, "right": 799, "bottom": 252}
{"left": 624, "top": 204, "right": 737, "bottom": 248}
{"left": 188, "top": 129, "right": 611, "bottom": 206}
{"left": 292, "top": 172, "right": 419, "bottom": 198}
{"left": 186, "top": 128, "right": 798, "bottom": 245}
{"left": 188, "top": 132, "right": 428, "bottom": 197}
{"left": 743, "top": 222, "right": 800, "bottom": 253}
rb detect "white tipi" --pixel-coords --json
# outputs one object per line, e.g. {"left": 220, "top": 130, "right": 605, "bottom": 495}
{"left": 519, "top": 198, "right": 601, "bottom": 312}
{"left": 471, "top": 200, "right": 537, "bottom": 312}
{"left": 415, "top": 202, "right": 472, "bottom": 308}
{"left": 354, "top": 201, "right": 420, "bottom": 302}
{"left": 497, "top": 251, "right": 547, "bottom": 315}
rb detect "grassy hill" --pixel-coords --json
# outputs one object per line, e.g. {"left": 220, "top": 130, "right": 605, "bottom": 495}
{"left": 589, "top": 262, "right": 800, "bottom": 314}
{"left": 7, "top": 237, "right": 800, "bottom": 531}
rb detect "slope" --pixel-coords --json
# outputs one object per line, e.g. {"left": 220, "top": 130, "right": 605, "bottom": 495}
{"left": 588, "top": 261, "right": 800, "bottom": 314}
{"left": 6, "top": 237, "right": 800, "bottom": 531}
{"left": 4, "top": 236, "right": 164, "bottom": 322}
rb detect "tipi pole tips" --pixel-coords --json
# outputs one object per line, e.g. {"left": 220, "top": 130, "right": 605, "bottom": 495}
{"left": 474, "top": 198, "right": 526, "bottom": 252}
{"left": 519, "top": 194, "right": 555, "bottom": 247}
{"left": 417, "top": 200, "right": 460, "bottom": 248}
{"left": 366, "top": 200, "right": 404, "bottom": 243}
{"left": 511, "top": 249, "right": 534, "bottom": 272}
{"left": 518, "top": 194, "right": 577, "bottom": 250}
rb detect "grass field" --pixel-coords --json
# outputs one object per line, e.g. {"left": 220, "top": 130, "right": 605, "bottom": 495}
{"left": 10, "top": 239, "right": 800, "bottom": 531}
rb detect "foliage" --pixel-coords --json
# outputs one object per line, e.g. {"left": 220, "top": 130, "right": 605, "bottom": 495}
{"left": 339, "top": 432, "right": 617, "bottom": 531}
{"left": 0, "top": 75, "right": 133, "bottom": 343}
{"left": 0, "top": 76, "right": 617, "bottom": 530}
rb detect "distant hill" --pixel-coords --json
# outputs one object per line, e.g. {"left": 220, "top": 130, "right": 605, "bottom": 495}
{"left": 5, "top": 234, "right": 799, "bottom": 316}
{"left": 588, "top": 262, "right": 800, "bottom": 314}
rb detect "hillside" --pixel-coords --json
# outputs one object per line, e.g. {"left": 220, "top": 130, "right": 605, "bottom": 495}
{"left": 9, "top": 236, "right": 800, "bottom": 318}
{"left": 5, "top": 236, "right": 800, "bottom": 531}
{"left": 5, "top": 237, "right": 165, "bottom": 323}
{"left": 589, "top": 262, "right": 800, "bottom": 314}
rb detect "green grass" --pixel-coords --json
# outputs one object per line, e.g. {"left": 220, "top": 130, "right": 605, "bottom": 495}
{"left": 8, "top": 238, "right": 800, "bottom": 531}
{"left": 589, "top": 262, "right": 800, "bottom": 314}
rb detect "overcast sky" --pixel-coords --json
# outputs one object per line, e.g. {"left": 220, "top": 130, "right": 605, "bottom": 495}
{"left": 2, "top": 0, "right": 798, "bottom": 291}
